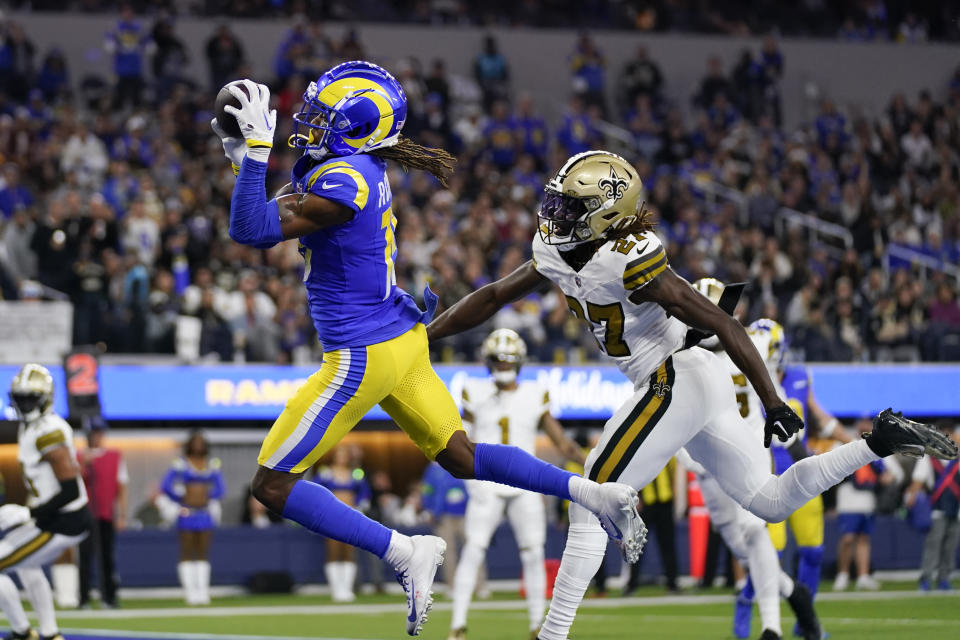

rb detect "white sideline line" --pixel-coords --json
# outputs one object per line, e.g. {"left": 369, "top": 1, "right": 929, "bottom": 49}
{"left": 64, "top": 631, "right": 387, "bottom": 640}
{"left": 574, "top": 614, "right": 960, "bottom": 627}
{"left": 50, "top": 589, "right": 959, "bottom": 621}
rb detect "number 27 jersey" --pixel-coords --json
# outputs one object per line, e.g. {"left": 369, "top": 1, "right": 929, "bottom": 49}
{"left": 532, "top": 231, "right": 686, "bottom": 385}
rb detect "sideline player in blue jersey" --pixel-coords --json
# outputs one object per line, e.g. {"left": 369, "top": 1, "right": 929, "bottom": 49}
{"left": 736, "top": 319, "right": 853, "bottom": 639}
{"left": 211, "top": 62, "right": 644, "bottom": 636}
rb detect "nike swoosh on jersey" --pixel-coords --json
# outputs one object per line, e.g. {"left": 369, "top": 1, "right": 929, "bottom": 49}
{"left": 321, "top": 181, "right": 342, "bottom": 189}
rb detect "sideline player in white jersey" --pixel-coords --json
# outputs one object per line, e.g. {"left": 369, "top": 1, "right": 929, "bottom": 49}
{"left": 0, "top": 364, "right": 91, "bottom": 640}
{"left": 427, "top": 150, "right": 958, "bottom": 640}
{"left": 448, "top": 329, "right": 585, "bottom": 640}
{"left": 675, "top": 279, "right": 821, "bottom": 640}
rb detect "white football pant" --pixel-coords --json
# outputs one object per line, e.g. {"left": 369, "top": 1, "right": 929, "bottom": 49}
{"left": 540, "top": 348, "right": 878, "bottom": 640}
{"left": 0, "top": 521, "right": 86, "bottom": 637}
{"left": 450, "top": 482, "right": 546, "bottom": 632}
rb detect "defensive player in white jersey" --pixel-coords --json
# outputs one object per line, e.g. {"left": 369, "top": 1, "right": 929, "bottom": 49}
{"left": 676, "top": 279, "right": 821, "bottom": 640}
{"left": 448, "top": 329, "right": 585, "bottom": 640}
{"left": 428, "top": 150, "right": 958, "bottom": 640}
{"left": 0, "top": 364, "right": 91, "bottom": 640}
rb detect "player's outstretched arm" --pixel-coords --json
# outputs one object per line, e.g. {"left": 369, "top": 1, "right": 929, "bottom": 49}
{"left": 427, "top": 259, "right": 546, "bottom": 341}
{"left": 630, "top": 267, "right": 783, "bottom": 411}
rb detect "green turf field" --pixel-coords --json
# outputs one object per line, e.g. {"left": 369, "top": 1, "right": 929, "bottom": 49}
{"left": 42, "top": 584, "right": 960, "bottom": 640}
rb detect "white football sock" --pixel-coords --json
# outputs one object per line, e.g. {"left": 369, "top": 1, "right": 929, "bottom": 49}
{"left": 540, "top": 505, "right": 607, "bottom": 640}
{"left": 196, "top": 560, "right": 211, "bottom": 605}
{"left": 567, "top": 476, "right": 600, "bottom": 512}
{"left": 19, "top": 567, "right": 58, "bottom": 637}
{"left": 383, "top": 531, "right": 413, "bottom": 570}
{"left": 746, "top": 440, "right": 877, "bottom": 522}
{"left": 743, "top": 523, "right": 781, "bottom": 636}
{"left": 520, "top": 546, "right": 547, "bottom": 632}
{"left": 51, "top": 563, "right": 80, "bottom": 608}
{"left": 0, "top": 573, "right": 31, "bottom": 634}
{"left": 450, "top": 542, "right": 485, "bottom": 630}
{"left": 779, "top": 571, "right": 795, "bottom": 598}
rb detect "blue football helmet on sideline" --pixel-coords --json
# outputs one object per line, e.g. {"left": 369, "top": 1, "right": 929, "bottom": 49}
{"left": 291, "top": 60, "right": 407, "bottom": 159}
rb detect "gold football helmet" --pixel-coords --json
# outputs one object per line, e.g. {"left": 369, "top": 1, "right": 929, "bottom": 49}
{"left": 539, "top": 151, "right": 644, "bottom": 245}
{"left": 9, "top": 363, "right": 54, "bottom": 420}
{"left": 693, "top": 277, "right": 725, "bottom": 305}
{"left": 692, "top": 278, "right": 725, "bottom": 350}
{"left": 481, "top": 328, "right": 527, "bottom": 368}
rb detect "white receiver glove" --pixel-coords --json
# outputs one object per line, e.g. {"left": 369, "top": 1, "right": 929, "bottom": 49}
{"left": 223, "top": 79, "right": 277, "bottom": 163}
{"left": 210, "top": 117, "right": 246, "bottom": 174}
{"left": 0, "top": 504, "right": 31, "bottom": 531}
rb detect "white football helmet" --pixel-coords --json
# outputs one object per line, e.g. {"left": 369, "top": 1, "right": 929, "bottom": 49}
{"left": 481, "top": 329, "right": 527, "bottom": 385}
{"left": 9, "top": 363, "right": 54, "bottom": 421}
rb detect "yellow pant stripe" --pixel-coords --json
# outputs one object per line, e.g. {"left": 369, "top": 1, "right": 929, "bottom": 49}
{"left": 0, "top": 531, "right": 52, "bottom": 570}
{"left": 590, "top": 359, "right": 674, "bottom": 483}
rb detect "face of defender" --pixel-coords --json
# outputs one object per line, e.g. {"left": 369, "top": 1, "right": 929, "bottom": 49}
{"left": 488, "top": 358, "right": 520, "bottom": 387}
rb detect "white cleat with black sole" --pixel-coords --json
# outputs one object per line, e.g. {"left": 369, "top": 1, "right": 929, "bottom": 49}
{"left": 396, "top": 535, "right": 446, "bottom": 636}
{"left": 591, "top": 482, "right": 648, "bottom": 563}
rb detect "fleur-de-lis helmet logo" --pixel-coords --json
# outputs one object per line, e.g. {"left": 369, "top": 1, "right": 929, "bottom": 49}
{"left": 598, "top": 165, "right": 628, "bottom": 201}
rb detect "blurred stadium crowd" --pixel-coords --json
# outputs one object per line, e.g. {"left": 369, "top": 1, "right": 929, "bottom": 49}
{"left": 4, "top": 1, "right": 960, "bottom": 41}
{"left": 1, "top": 11, "right": 959, "bottom": 365}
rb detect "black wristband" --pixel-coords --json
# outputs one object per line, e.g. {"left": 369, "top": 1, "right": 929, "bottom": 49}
{"left": 29, "top": 477, "right": 80, "bottom": 527}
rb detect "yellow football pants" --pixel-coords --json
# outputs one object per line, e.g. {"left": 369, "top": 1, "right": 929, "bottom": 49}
{"left": 768, "top": 495, "right": 824, "bottom": 550}
{"left": 258, "top": 324, "right": 463, "bottom": 474}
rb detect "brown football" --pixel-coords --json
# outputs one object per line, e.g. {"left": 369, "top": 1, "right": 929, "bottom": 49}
{"left": 214, "top": 80, "right": 250, "bottom": 138}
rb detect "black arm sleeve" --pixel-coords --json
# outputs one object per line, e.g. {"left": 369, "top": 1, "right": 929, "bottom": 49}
{"left": 29, "top": 477, "right": 80, "bottom": 528}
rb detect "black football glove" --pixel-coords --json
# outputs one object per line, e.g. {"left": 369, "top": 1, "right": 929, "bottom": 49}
{"left": 764, "top": 404, "right": 804, "bottom": 448}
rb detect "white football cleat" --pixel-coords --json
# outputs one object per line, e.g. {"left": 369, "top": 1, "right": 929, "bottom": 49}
{"left": 396, "top": 535, "right": 446, "bottom": 636}
{"left": 591, "top": 482, "right": 647, "bottom": 563}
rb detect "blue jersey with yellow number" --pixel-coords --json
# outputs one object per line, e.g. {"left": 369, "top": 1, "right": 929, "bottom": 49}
{"left": 291, "top": 153, "right": 425, "bottom": 351}
{"left": 771, "top": 366, "right": 811, "bottom": 474}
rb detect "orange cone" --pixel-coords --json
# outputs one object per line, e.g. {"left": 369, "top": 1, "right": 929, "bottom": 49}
{"left": 687, "top": 471, "right": 710, "bottom": 580}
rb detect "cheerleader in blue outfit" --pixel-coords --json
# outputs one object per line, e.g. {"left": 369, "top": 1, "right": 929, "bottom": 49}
{"left": 316, "top": 446, "right": 371, "bottom": 602}
{"left": 162, "top": 430, "right": 225, "bottom": 605}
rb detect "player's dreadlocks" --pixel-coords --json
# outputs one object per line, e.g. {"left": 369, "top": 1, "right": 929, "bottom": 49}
{"left": 607, "top": 201, "right": 656, "bottom": 240}
{"left": 371, "top": 136, "right": 457, "bottom": 187}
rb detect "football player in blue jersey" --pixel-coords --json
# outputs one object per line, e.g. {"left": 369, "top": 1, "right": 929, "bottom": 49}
{"left": 211, "top": 61, "right": 644, "bottom": 636}
{"left": 735, "top": 319, "right": 853, "bottom": 639}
